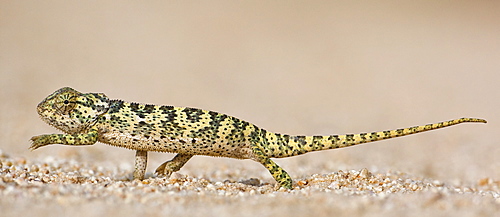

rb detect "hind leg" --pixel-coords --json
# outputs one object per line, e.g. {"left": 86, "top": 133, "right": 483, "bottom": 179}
{"left": 252, "top": 146, "right": 293, "bottom": 189}
{"left": 257, "top": 157, "right": 293, "bottom": 189}
{"left": 155, "top": 154, "right": 193, "bottom": 177}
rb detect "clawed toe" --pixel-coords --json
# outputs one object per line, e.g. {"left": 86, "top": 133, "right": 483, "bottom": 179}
{"left": 154, "top": 164, "right": 173, "bottom": 177}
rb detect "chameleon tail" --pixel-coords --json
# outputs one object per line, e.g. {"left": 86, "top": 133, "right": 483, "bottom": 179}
{"left": 258, "top": 117, "right": 486, "bottom": 158}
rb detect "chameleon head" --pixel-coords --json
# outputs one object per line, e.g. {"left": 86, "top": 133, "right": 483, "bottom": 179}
{"left": 36, "top": 87, "right": 110, "bottom": 134}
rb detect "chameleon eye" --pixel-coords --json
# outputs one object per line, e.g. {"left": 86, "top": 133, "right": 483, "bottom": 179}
{"left": 64, "top": 100, "right": 69, "bottom": 104}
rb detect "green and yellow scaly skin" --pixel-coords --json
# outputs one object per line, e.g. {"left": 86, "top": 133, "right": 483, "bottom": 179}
{"left": 30, "top": 87, "right": 487, "bottom": 189}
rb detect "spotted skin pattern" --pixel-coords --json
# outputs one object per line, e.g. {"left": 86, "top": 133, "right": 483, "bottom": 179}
{"left": 30, "top": 87, "right": 487, "bottom": 189}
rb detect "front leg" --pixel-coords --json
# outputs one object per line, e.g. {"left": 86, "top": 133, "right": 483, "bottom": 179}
{"left": 134, "top": 150, "right": 148, "bottom": 180}
{"left": 30, "top": 127, "right": 99, "bottom": 150}
{"left": 155, "top": 153, "right": 193, "bottom": 177}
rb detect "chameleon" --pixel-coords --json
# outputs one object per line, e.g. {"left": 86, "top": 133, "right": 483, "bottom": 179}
{"left": 30, "top": 87, "right": 486, "bottom": 189}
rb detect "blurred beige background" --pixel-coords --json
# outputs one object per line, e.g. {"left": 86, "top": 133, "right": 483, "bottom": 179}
{"left": 1, "top": 1, "right": 499, "bottom": 186}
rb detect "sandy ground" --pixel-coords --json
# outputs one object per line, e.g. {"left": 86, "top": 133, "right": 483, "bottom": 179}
{"left": 1, "top": 1, "right": 499, "bottom": 216}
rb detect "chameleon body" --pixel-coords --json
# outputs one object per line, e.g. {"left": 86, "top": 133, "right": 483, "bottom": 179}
{"left": 30, "top": 87, "right": 486, "bottom": 189}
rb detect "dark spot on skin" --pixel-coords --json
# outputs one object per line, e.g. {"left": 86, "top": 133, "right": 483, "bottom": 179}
{"left": 143, "top": 104, "right": 155, "bottom": 113}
